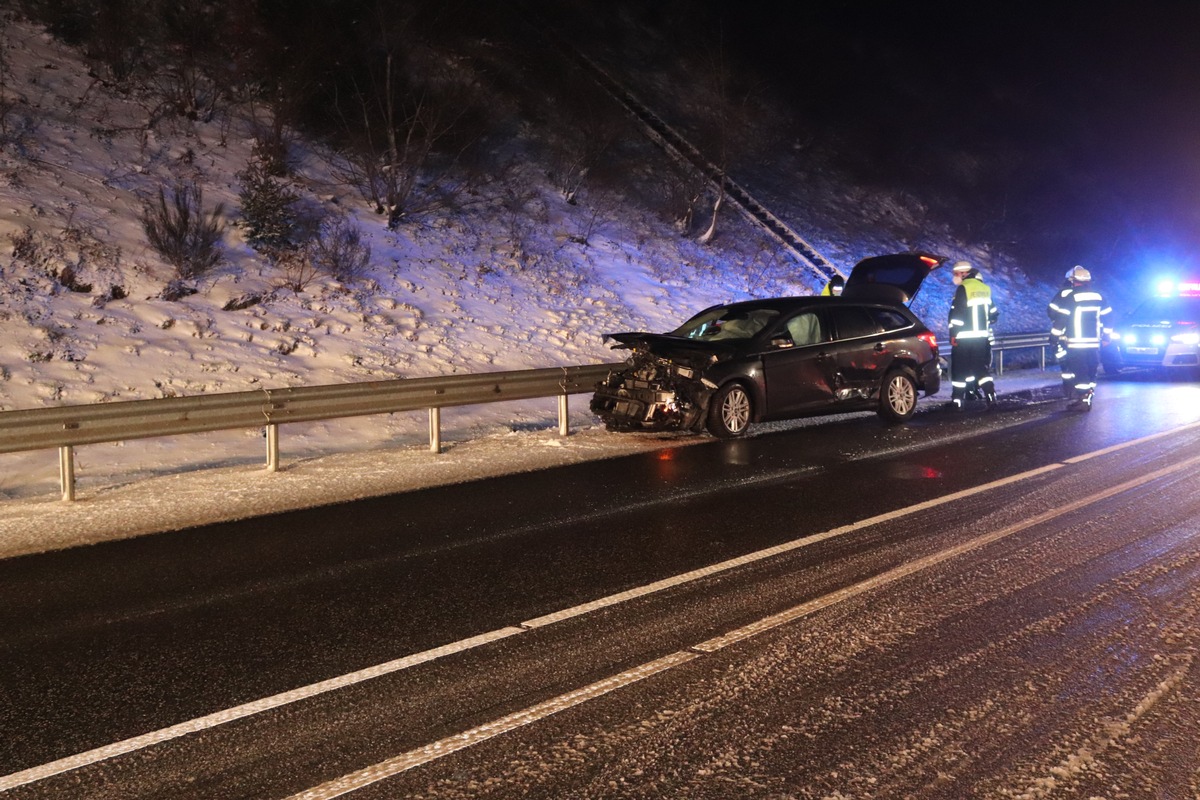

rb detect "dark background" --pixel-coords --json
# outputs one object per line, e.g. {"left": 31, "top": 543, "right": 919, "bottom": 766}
{"left": 672, "top": 0, "right": 1200, "bottom": 286}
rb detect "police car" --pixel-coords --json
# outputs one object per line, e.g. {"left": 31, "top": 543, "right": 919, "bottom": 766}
{"left": 1101, "top": 280, "right": 1200, "bottom": 377}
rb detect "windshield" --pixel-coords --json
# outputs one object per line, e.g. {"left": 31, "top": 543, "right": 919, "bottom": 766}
{"left": 1130, "top": 296, "right": 1200, "bottom": 324}
{"left": 673, "top": 306, "right": 781, "bottom": 341}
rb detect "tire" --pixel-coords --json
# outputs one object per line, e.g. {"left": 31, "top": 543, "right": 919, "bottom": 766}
{"left": 705, "top": 383, "right": 752, "bottom": 438}
{"left": 878, "top": 368, "right": 918, "bottom": 422}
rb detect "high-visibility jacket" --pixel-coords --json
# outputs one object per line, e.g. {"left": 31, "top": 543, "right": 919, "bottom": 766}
{"left": 1048, "top": 286, "right": 1111, "bottom": 348}
{"left": 948, "top": 276, "right": 996, "bottom": 341}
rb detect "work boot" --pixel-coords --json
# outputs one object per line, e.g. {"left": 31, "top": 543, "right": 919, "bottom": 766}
{"left": 985, "top": 387, "right": 996, "bottom": 410}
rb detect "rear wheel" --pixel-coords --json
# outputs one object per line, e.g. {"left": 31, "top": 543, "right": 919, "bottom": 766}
{"left": 878, "top": 368, "right": 918, "bottom": 422}
{"left": 706, "top": 383, "right": 752, "bottom": 438}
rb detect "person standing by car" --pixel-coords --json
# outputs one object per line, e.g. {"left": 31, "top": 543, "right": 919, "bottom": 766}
{"left": 820, "top": 274, "right": 845, "bottom": 296}
{"left": 1048, "top": 265, "right": 1111, "bottom": 409}
{"left": 947, "top": 260, "right": 998, "bottom": 408}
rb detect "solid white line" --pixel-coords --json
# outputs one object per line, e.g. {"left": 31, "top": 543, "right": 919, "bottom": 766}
{"left": 5, "top": 421, "right": 1198, "bottom": 791}
{"left": 1062, "top": 419, "right": 1200, "bottom": 463}
{"left": 0, "top": 627, "right": 525, "bottom": 792}
{"left": 520, "top": 463, "right": 1064, "bottom": 628}
{"left": 696, "top": 451, "right": 1200, "bottom": 652}
{"left": 286, "top": 651, "right": 700, "bottom": 800}
{"left": 287, "top": 449, "right": 1200, "bottom": 799}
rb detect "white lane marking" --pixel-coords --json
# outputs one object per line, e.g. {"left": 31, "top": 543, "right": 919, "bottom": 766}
{"left": 286, "top": 651, "right": 700, "bottom": 800}
{"left": 4, "top": 422, "right": 1198, "bottom": 791}
{"left": 521, "top": 463, "right": 1063, "bottom": 628}
{"left": 696, "top": 452, "right": 1200, "bottom": 652}
{"left": 1009, "top": 656, "right": 1194, "bottom": 800}
{"left": 0, "top": 627, "right": 525, "bottom": 792}
{"left": 288, "top": 449, "right": 1200, "bottom": 799}
{"left": 1063, "top": 419, "right": 1200, "bottom": 463}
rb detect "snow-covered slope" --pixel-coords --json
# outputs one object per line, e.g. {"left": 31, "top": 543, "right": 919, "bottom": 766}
{"left": 0, "top": 18, "right": 1055, "bottom": 516}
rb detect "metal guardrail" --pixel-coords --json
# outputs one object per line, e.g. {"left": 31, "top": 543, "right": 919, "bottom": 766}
{"left": 0, "top": 363, "right": 621, "bottom": 502}
{"left": 990, "top": 332, "right": 1053, "bottom": 374}
{"left": 2, "top": 331, "right": 1057, "bottom": 503}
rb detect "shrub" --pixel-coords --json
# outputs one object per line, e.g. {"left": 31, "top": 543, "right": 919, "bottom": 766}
{"left": 140, "top": 182, "right": 225, "bottom": 279}
{"left": 272, "top": 247, "right": 319, "bottom": 292}
{"left": 307, "top": 213, "right": 371, "bottom": 282}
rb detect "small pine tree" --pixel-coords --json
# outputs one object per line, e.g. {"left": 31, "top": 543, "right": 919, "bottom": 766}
{"left": 237, "top": 162, "right": 300, "bottom": 253}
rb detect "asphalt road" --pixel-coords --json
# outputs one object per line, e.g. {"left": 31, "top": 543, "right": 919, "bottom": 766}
{"left": 2, "top": 372, "right": 1199, "bottom": 798}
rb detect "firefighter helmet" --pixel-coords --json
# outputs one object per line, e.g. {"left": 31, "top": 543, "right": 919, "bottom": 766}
{"left": 952, "top": 260, "right": 973, "bottom": 274}
{"left": 1066, "top": 265, "right": 1091, "bottom": 283}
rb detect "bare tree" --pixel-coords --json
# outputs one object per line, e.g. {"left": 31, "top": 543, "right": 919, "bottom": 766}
{"left": 546, "top": 70, "right": 627, "bottom": 205}
{"left": 684, "top": 32, "right": 763, "bottom": 245}
{"left": 333, "top": 14, "right": 485, "bottom": 230}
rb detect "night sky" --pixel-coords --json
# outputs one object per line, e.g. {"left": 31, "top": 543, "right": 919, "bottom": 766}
{"left": 587, "top": 0, "right": 1200, "bottom": 288}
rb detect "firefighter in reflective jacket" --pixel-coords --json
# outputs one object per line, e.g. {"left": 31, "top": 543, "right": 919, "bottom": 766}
{"left": 1048, "top": 265, "right": 1111, "bottom": 409}
{"left": 947, "top": 260, "right": 998, "bottom": 408}
{"left": 820, "top": 274, "right": 845, "bottom": 296}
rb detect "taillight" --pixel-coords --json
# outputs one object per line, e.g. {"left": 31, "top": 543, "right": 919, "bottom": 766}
{"left": 918, "top": 331, "right": 938, "bottom": 353}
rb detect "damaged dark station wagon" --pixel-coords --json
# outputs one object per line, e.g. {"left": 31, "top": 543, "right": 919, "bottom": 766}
{"left": 591, "top": 253, "right": 944, "bottom": 438}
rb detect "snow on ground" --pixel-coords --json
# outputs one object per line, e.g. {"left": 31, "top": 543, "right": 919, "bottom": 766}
{"left": 0, "top": 20, "right": 1062, "bottom": 559}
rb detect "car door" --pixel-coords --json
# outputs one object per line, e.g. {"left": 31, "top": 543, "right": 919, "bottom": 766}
{"left": 826, "top": 305, "right": 890, "bottom": 401}
{"left": 760, "top": 309, "right": 837, "bottom": 418}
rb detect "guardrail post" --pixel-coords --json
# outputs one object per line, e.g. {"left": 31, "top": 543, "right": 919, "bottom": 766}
{"left": 265, "top": 424, "right": 280, "bottom": 472}
{"left": 996, "top": 349, "right": 1005, "bottom": 376}
{"left": 429, "top": 407, "right": 441, "bottom": 453}
{"left": 558, "top": 394, "right": 569, "bottom": 436}
{"left": 59, "top": 445, "right": 75, "bottom": 502}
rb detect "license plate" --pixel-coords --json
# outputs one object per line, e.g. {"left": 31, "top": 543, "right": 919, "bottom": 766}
{"left": 1127, "top": 347, "right": 1159, "bottom": 355}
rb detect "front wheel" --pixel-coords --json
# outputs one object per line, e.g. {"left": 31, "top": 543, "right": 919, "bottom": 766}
{"left": 878, "top": 368, "right": 918, "bottom": 422}
{"left": 706, "top": 383, "right": 752, "bottom": 438}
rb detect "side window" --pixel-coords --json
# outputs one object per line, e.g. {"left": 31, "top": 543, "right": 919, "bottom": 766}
{"left": 783, "top": 312, "right": 824, "bottom": 346}
{"left": 868, "top": 308, "right": 912, "bottom": 333}
{"left": 829, "top": 306, "right": 882, "bottom": 340}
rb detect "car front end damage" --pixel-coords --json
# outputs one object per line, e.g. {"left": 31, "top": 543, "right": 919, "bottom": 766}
{"left": 590, "top": 339, "right": 721, "bottom": 433}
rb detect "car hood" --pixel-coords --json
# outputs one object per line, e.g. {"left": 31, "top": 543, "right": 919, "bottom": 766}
{"left": 842, "top": 252, "right": 946, "bottom": 306}
{"left": 601, "top": 332, "right": 736, "bottom": 365}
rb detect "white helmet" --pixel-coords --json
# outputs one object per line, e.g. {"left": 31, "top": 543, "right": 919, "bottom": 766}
{"left": 952, "top": 260, "right": 973, "bottom": 275}
{"left": 1066, "top": 265, "right": 1091, "bottom": 283}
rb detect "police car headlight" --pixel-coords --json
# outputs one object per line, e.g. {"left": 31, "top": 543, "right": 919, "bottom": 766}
{"left": 1171, "top": 331, "right": 1200, "bottom": 345}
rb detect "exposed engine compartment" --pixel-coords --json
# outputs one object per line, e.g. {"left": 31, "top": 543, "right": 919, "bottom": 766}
{"left": 589, "top": 347, "right": 714, "bottom": 432}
